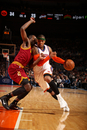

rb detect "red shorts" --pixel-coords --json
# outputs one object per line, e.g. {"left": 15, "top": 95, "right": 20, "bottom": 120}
{"left": 8, "top": 63, "right": 29, "bottom": 85}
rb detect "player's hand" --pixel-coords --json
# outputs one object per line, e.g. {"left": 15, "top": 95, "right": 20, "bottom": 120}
{"left": 50, "top": 51, "right": 57, "bottom": 58}
{"left": 30, "top": 17, "right": 36, "bottom": 23}
{"left": 38, "top": 53, "right": 45, "bottom": 60}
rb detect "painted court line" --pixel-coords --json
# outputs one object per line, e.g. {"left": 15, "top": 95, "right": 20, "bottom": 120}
{"left": 0, "top": 106, "right": 22, "bottom": 130}
{"left": 14, "top": 108, "right": 23, "bottom": 130}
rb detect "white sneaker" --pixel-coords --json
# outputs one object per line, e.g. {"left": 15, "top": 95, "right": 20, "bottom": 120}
{"left": 57, "top": 94, "right": 70, "bottom": 112}
{"left": 63, "top": 105, "right": 70, "bottom": 112}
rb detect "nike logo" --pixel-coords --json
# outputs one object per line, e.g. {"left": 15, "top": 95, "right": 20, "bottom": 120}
{"left": 3, "top": 100, "right": 6, "bottom": 105}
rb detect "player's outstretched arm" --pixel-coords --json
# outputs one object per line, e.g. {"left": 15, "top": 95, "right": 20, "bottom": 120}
{"left": 52, "top": 56, "right": 65, "bottom": 64}
{"left": 20, "top": 17, "right": 36, "bottom": 42}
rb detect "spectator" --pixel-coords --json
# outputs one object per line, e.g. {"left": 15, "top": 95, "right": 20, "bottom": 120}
{"left": 56, "top": 75, "right": 62, "bottom": 88}
{"left": 64, "top": 75, "right": 71, "bottom": 88}
{"left": 0, "top": 72, "right": 3, "bottom": 78}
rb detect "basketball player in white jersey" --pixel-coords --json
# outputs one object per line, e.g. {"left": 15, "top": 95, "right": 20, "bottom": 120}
{"left": 33, "top": 34, "right": 70, "bottom": 112}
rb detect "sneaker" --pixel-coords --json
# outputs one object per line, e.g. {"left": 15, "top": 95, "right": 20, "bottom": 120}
{"left": 0, "top": 95, "right": 9, "bottom": 110}
{"left": 57, "top": 94, "right": 70, "bottom": 112}
{"left": 9, "top": 103, "right": 22, "bottom": 110}
{"left": 63, "top": 105, "right": 70, "bottom": 112}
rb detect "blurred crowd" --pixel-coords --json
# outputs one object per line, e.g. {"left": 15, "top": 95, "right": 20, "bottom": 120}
{"left": 0, "top": 37, "right": 87, "bottom": 89}
{"left": 0, "top": 56, "right": 6, "bottom": 78}
{"left": 47, "top": 38, "right": 87, "bottom": 67}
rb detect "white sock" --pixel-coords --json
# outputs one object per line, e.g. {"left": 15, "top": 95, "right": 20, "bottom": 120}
{"left": 56, "top": 93, "right": 62, "bottom": 99}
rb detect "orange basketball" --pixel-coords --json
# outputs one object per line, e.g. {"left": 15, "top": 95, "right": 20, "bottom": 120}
{"left": 63, "top": 59, "right": 75, "bottom": 71}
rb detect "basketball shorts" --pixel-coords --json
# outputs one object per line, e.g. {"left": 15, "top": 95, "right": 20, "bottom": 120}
{"left": 8, "top": 63, "right": 29, "bottom": 85}
{"left": 33, "top": 64, "right": 53, "bottom": 91}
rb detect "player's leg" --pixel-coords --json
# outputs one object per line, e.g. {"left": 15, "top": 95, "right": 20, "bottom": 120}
{"left": 33, "top": 68, "right": 59, "bottom": 101}
{"left": 0, "top": 79, "right": 32, "bottom": 110}
{"left": 9, "top": 79, "right": 32, "bottom": 110}
{"left": 44, "top": 74, "right": 70, "bottom": 112}
{"left": 47, "top": 88, "right": 58, "bottom": 100}
{"left": 34, "top": 71, "right": 58, "bottom": 100}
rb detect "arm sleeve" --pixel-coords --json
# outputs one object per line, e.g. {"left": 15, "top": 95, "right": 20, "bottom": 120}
{"left": 33, "top": 54, "right": 50, "bottom": 66}
{"left": 52, "top": 56, "right": 65, "bottom": 64}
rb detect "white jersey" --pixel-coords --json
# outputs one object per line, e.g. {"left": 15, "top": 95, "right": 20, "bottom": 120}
{"left": 38, "top": 44, "right": 50, "bottom": 68}
{"left": 33, "top": 45, "right": 53, "bottom": 74}
{"left": 33, "top": 45, "right": 53, "bottom": 91}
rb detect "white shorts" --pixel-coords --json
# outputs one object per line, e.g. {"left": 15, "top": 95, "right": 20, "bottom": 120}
{"left": 33, "top": 64, "right": 53, "bottom": 91}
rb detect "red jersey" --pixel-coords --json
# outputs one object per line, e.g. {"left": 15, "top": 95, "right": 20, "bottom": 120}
{"left": 8, "top": 45, "right": 31, "bottom": 84}
{"left": 14, "top": 45, "right": 31, "bottom": 67}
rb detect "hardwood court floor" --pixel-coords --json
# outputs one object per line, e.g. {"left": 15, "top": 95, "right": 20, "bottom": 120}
{"left": 0, "top": 85, "right": 87, "bottom": 130}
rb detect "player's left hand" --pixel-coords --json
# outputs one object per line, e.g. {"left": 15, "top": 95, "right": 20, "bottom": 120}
{"left": 39, "top": 53, "right": 45, "bottom": 60}
{"left": 30, "top": 17, "right": 36, "bottom": 23}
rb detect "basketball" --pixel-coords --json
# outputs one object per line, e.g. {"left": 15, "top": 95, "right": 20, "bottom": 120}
{"left": 63, "top": 59, "right": 75, "bottom": 71}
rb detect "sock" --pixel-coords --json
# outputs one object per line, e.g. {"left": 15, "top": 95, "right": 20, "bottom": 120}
{"left": 6, "top": 93, "right": 12, "bottom": 98}
{"left": 11, "top": 100, "right": 18, "bottom": 105}
{"left": 57, "top": 93, "right": 63, "bottom": 99}
{"left": 57, "top": 93, "right": 61, "bottom": 97}
{"left": 52, "top": 94, "right": 58, "bottom": 100}
{"left": 56, "top": 93, "right": 63, "bottom": 101}
{"left": 49, "top": 80, "right": 60, "bottom": 95}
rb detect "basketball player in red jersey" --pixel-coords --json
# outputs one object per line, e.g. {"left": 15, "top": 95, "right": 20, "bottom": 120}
{"left": 0, "top": 18, "right": 56, "bottom": 110}
{"left": 0, "top": 17, "right": 41, "bottom": 110}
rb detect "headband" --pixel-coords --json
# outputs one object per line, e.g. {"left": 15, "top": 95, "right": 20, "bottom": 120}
{"left": 37, "top": 37, "right": 46, "bottom": 41}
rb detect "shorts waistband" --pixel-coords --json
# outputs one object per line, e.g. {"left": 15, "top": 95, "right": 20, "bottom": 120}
{"left": 12, "top": 61, "right": 24, "bottom": 68}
